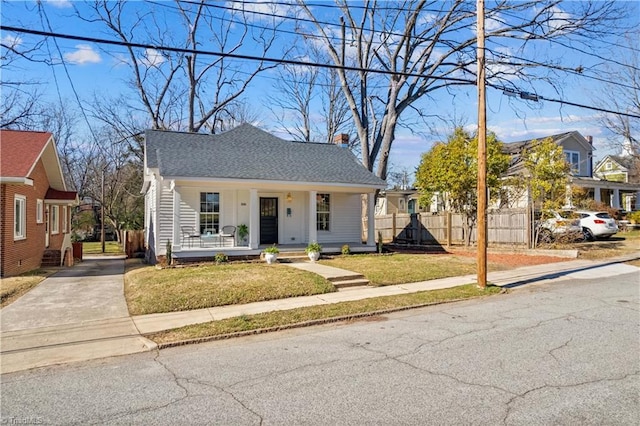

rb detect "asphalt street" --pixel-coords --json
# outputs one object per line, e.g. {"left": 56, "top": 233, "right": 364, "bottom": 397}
{"left": 1, "top": 269, "right": 638, "bottom": 425}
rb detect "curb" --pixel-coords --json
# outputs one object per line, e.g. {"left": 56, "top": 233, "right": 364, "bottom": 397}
{"left": 153, "top": 289, "right": 507, "bottom": 349}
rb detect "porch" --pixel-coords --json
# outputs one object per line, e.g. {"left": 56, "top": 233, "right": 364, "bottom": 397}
{"left": 172, "top": 242, "right": 378, "bottom": 261}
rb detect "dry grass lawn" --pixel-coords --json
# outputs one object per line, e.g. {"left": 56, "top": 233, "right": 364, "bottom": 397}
{"left": 0, "top": 269, "right": 56, "bottom": 308}
{"left": 125, "top": 262, "right": 335, "bottom": 315}
{"left": 320, "top": 253, "right": 509, "bottom": 286}
{"left": 147, "top": 284, "right": 503, "bottom": 344}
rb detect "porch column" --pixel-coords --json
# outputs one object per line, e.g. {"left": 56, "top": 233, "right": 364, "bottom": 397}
{"left": 172, "top": 182, "right": 181, "bottom": 251}
{"left": 308, "top": 190, "right": 317, "bottom": 244}
{"left": 612, "top": 188, "right": 621, "bottom": 209}
{"left": 249, "top": 189, "right": 259, "bottom": 249}
{"left": 593, "top": 187, "right": 601, "bottom": 203}
{"left": 367, "top": 192, "right": 376, "bottom": 246}
{"left": 635, "top": 191, "right": 640, "bottom": 210}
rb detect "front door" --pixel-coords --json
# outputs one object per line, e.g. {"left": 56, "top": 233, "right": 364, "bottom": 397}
{"left": 260, "top": 197, "right": 278, "bottom": 245}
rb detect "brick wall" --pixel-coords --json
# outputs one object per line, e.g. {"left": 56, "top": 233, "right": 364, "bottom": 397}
{"left": 0, "top": 160, "right": 70, "bottom": 277}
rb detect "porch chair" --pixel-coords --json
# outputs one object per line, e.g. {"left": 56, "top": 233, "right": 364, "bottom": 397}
{"left": 181, "top": 226, "right": 201, "bottom": 248}
{"left": 220, "top": 225, "right": 236, "bottom": 247}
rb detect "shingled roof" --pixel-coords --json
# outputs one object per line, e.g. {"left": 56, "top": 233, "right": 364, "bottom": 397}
{"left": 145, "top": 124, "right": 386, "bottom": 187}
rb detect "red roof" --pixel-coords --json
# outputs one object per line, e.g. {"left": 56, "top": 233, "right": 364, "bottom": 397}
{"left": 0, "top": 130, "right": 52, "bottom": 177}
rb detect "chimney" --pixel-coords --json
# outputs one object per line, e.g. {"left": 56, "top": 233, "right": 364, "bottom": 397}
{"left": 333, "top": 133, "right": 349, "bottom": 148}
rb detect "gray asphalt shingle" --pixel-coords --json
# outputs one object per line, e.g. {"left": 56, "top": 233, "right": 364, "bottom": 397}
{"left": 145, "top": 124, "right": 386, "bottom": 187}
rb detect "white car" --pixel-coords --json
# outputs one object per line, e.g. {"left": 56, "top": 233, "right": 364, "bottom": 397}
{"left": 577, "top": 211, "right": 618, "bottom": 240}
{"left": 536, "top": 210, "right": 582, "bottom": 243}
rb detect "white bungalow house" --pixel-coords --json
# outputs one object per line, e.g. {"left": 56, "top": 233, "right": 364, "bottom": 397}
{"left": 142, "top": 124, "right": 386, "bottom": 262}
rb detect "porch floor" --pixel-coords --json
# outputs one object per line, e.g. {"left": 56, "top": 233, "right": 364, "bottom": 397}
{"left": 172, "top": 242, "right": 377, "bottom": 259}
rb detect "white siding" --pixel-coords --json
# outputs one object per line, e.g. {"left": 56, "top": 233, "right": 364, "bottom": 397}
{"left": 316, "top": 193, "right": 362, "bottom": 244}
{"left": 178, "top": 187, "right": 238, "bottom": 233}
{"left": 158, "top": 184, "right": 174, "bottom": 253}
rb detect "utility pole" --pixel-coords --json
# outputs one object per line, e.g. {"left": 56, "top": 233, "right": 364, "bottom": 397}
{"left": 477, "top": 0, "right": 487, "bottom": 289}
{"left": 101, "top": 167, "right": 105, "bottom": 254}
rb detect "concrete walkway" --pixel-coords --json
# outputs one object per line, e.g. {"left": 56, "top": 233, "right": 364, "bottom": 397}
{"left": 2, "top": 253, "right": 639, "bottom": 374}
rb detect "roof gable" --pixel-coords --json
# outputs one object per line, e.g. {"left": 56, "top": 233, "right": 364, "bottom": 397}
{"left": 145, "top": 124, "right": 386, "bottom": 187}
{"left": 0, "top": 130, "right": 68, "bottom": 190}
{"left": 503, "top": 131, "right": 593, "bottom": 155}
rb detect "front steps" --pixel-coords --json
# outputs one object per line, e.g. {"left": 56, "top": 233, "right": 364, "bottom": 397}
{"left": 41, "top": 250, "right": 61, "bottom": 267}
{"left": 326, "top": 274, "right": 370, "bottom": 289}
{"left": 280, "top": 256, "right": 371, "bottom": 289}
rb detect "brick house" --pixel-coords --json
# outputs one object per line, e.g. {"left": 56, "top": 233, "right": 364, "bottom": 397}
{"left": 0, "top": 130, "right": 78, "bottom": 277}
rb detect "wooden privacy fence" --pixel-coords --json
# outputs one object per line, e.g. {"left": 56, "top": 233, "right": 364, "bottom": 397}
{"left": 372, "top": 209, "right": 529, "bottom": 246}
{"left": 123, "top": 230, "right": 145, "bottom": 258}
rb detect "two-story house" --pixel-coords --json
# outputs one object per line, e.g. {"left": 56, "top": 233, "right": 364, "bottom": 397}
{"left": 503, "top": 131, "right": 640, "bottom": 211}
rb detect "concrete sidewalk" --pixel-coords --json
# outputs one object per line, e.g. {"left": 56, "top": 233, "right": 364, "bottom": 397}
{"left": 132, "top": 255, "right": 640, "bottom": 334}
{"left": 2, "top": 253, "right": 639, "bottom": 374}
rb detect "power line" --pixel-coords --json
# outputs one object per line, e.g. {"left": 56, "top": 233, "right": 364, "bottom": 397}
{"left": 0, "top": 25, "right": 473, "bottom": 84}
{"left": 3, "top": 24, "right": 639, "bottom": 120}
{"left": 169, "top": 0, "right": 640, "bottom": 92}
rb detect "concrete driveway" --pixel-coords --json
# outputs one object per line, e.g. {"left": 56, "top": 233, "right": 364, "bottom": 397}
{"left": 0, "top": 256, "right": 156, "bottom": 374}
{"left": 1, "top": 256, "right": 130, "bottom": 332}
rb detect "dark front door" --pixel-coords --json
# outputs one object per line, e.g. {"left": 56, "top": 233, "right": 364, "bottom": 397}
{"left": 260, "top": 197, "right": 278, "bottom": 245}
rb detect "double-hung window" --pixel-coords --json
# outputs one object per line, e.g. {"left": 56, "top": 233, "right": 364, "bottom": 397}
{"left": 63, "top": 206, "right": 68, "bottom": 233}
{"left": 199, "top": 192, "right": 220, "bottom": 234}
{"left": 36, "top": 199, "right": 44, "bottom": 223}
{"left": 51, "top": 205, "right": 59, "bottom": 234}
{"left": 316, "top": 193, "right": 330, "bottom": 231}
{"left": 14, "top": 195, "right": 26, "bottom": 240}
{"left": 565, "top": 151, "right": 580, "bottom": 174}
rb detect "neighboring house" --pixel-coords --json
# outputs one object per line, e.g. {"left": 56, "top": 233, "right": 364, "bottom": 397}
{"left": 375, "top": 189, "right": 429, "bottom": 216}
{"left": 502, "top": 131, "right": 640, "bottom": 211}
{"left": 594, "top": 155, "right": 633, "bottom": 183}
{"left": 142, "top": 124, "right": 386, "bottom": 262}
{"left": 0, "top": 130, "right": 78, "bottom": 277}
{"left": 503, "top": 130, "right": 595, "bottom": 178}
{"left": 594, "top": 154, "right": 640, "bottom": 211}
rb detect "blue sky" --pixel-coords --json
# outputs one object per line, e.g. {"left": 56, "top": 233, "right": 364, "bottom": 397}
{"left": 2, "top": 0, "right": 638, "bottom": 175}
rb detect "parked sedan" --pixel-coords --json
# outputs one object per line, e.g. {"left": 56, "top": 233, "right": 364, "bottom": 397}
{"left": 577, "top": 211, "right": 618, "bottom": 240}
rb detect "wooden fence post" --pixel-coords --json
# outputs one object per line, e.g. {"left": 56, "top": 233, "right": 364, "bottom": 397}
{"left": 447, "top": 211, "right": 452, "bottom": 247}
{"left": 392, "top": 212, "right": 396, "bottom": 242}
{"left": 416, "top": 213, "right": 422, "bottom": 244}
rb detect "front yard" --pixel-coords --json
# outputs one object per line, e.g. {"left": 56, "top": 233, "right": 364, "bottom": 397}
{"left": 125, "top": 262, "right": 334, "bottom": 315}
{"left": 125, "top": 250, "right": 568, "bottom": 316}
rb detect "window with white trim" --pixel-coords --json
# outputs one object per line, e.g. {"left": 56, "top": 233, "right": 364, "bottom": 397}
{"left": 14, "top": 195, "right": 26, "bottom": 240}
{"left": 63, "top": 206, "right": 68, "bottom": 233}
{"left": 199, "top": 192, "right": 220, "bottom": 234}
{"left": 564, "top": 151, "right": 580, "bottom": 173}
{"left": 316, "top": 193, "right": 330, "bottom": 231}
{"left": 605, "top": 162, "right": 612, "bottom": 170}
{"left": 51, "top": 205, "right": 59, "bottom": 234}
{"left": 36, "top": 199, "right": 44, "bottom": 223}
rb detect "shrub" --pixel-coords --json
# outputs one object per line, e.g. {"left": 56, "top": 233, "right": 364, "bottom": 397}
{"left": 214, "top": 253, "right": 228, "bottom": 264}
{"left": 165, "top": 240, "right": 172, "bottom": 266}
{"left": 263, "top": 244, "right": 279, "bottom": 254}
{"left": 627, "top": 211, "right": 640, "bottom": 223}
{"left": 341, "top": 244, "right": 351, "bottom": 255}
{"left": 305, "top": 241, "right": 322, "bottom": 254}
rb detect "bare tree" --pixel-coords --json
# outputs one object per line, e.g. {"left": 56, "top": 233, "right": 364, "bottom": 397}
{"left": 297, "top": 1, "right": 626, "bottom": 180}
{"left": 0, "top": 34, "right": 45, "bottom": 128}
{"left": 78, "top": 1, "right": 284, "bottom": 134}
{"left": 593, "top": 33, "right": 640, "bottom": 161}
{"left": 268, "top": 44, "right": 354, "bottom": 144}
